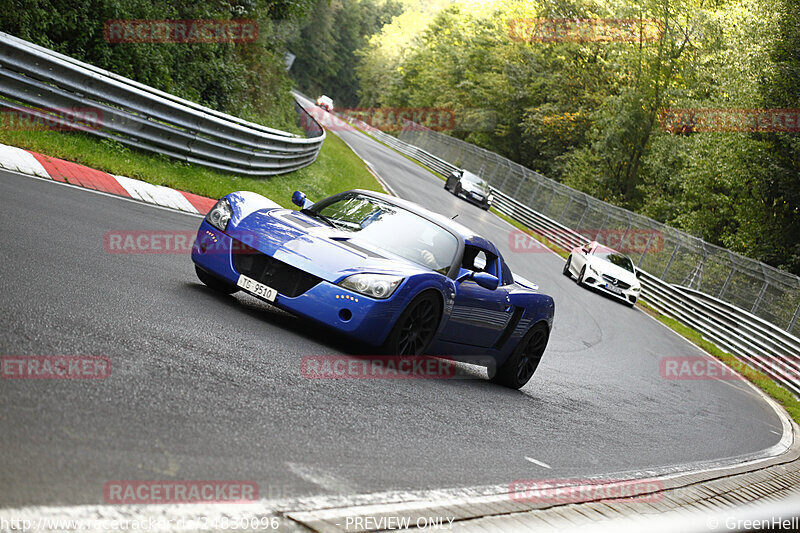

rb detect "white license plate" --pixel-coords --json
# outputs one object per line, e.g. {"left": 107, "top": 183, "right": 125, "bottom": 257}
{"left": 605, "top": 283, "right": 622, "bottom": 295}
{"left": 237, "top": 274, "right": 277, "bottom": 302}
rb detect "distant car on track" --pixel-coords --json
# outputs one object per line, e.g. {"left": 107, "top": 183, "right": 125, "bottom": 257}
{"left": 563, "top": 241, "right": 641, "bottom": 307}
{"left": 444, "top": 169, "right": 493, "bottom": 210}
{"left": 315, "top": 95, "right": 334, "bottom": 112}
{"left": 192, "top": 189, "right": 555, "bottom": 388}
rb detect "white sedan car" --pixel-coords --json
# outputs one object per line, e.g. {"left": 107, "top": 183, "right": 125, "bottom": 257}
{"left": 563, "top": 241, "right": 641, "bottom": 307}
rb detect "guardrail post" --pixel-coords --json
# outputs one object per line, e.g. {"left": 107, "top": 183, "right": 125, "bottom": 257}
{"left": 527, "top": 180, "right": 542, "bottom": 206}
{"left": 513, "top": 172, "right": 526, "bottom": 198}
{"left": 789, "top": 303, "right": 800, "bottom": 333}
{"left": 638, "top": 224, "right": 657, "bottom": 267}
{"left": 558, "top": 194, "right": 573, "bottom": 223}
{"left": 594, "top": 209, "right": 610, "bottom": 242}
{"left": 662, "top": 243, "right": 681, "bottom": 279}
{"left": 617, "top": 218, "right": 632, "bottom": 252}
{"left": 719, "top": 251, "right": 736, "bottom": 299}
{"left": 575, "top": 201, "right": 590, "bottom": 230}
{"left": 751, "top": 280, "right": 769, "bottom": 314}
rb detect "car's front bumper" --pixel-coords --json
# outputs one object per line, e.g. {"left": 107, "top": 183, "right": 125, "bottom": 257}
{"left": 456, "top": 190, "right": 491, "bottom": 208}
{"left": 581, "top": 271, "right": 639, "bottom": 305}
{"left": 191, "top": 222, "right": 406, "bottom": 346}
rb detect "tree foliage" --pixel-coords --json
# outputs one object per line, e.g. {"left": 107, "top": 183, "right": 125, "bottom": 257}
{"left": 285, "top": 0, "right": 404, "bottom": 107}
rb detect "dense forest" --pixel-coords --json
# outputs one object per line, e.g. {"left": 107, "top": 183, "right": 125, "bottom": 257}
{"left": 1, "top": 0, "right": 798, "bottom": 275}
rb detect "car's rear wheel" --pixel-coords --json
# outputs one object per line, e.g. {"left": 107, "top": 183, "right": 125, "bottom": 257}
{"left": 490, "top": 323, "right": 549, "bottom": 389}
{"left": 382, "top": 292, "right": 441, "bottom": 356}
{"left": 563, "top": 256, "right": 572, "bottom": 277}
{"left": 195, "top": 265, "right": 239, "bottom": 294}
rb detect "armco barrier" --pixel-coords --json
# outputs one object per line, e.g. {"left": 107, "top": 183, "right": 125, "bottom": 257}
{"left": 0, "top": 32, "right": 324, "bottom": 176}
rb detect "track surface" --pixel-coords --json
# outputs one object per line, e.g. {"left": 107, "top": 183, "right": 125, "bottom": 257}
{"left": 0, "top": 129, "right": 783, "bottom": 508}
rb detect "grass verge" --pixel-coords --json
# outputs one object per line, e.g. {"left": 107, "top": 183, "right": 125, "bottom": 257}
{"left": 0, "top": 127, "right": 383, "bottom": 206}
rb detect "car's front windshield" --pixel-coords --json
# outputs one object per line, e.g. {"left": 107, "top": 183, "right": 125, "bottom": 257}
{"left": 462, "top": 173, "right": 489, "bottom": 192}
{"left": 312, "top": 193, "right": 459, "bottom": 274}
{"left": 595, "top": 250, "right": 635, "bottom": 273}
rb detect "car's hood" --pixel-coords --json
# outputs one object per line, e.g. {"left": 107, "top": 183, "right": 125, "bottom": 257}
{"left": 587, "top": 256, "right": 638, "bottom": 286}
{"left": 462, "top": 182, "right": 488, "bottom": 195}
{"left": 231, "top": 209, "right": 428, "bottom": 283}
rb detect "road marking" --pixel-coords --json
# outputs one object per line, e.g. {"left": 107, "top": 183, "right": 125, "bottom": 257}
{"left": 524, "top": 457, "right": 552, "bottom": 469}
{"left": 286, "top": 462, "right": 355, "bottom": 494}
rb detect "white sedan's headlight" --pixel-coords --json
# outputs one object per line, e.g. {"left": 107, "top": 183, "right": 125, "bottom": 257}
{"left": 588, "top": 264, "right": 600, "bottom": 276}
{"left": 339, "top": 273, "right": 404, "bottom": 299}
{"left": 206, "top": 198, "right": 232, "bottom": 231}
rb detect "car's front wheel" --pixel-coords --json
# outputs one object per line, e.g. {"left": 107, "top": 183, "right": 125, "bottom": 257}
{"left": 381, "top": 291, "right": 441, "bottom": 355}
{"left": 577, "top": 265, "right": 587, "bottom": 286}
{"left": 195, "top": 265, "right": 239, "bottom": 294}
{"left": 490, "top": 323, "right": 549, "bottom": 389}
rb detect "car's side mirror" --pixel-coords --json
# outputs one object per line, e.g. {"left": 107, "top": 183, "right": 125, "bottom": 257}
{"left": 473, "top": 271, "right": 500, "bottom": 290}
{"left": 635, "top": 269, "right": 643, "bottom": 279}
{"left": 292, "top": 191, "right": 313, "bottom": 209}
{"left": 456, "top": 270, "right": 498, "bottom": 290}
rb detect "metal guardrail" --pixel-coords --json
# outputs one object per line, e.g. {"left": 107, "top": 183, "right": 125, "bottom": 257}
{"left": 0, "top": 32, "right": 324, "bottom": 176}
{"left": 343, "top": 117, "right": 800, "bottom": 396}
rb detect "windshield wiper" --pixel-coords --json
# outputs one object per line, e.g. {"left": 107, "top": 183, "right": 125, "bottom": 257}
{"left": 301, "top": 208, "right": 336, "bottom": 228}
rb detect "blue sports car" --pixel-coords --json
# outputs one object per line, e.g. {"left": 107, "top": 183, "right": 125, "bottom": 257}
{"left": 191, "top": 189, "right": 555, "bottom": 389}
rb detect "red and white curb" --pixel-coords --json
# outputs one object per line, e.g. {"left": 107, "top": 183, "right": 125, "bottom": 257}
{"left": 0, "top": 142, "right": 217, "bottom": 215}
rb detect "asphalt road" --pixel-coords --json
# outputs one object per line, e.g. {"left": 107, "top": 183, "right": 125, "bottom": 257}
{"left": 0, "top": 133, "right": 784, "bottom": 509}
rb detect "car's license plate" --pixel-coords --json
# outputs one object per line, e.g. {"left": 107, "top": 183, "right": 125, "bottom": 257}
{"left": 237, "top": 274, "right": 277, "bottom": 302}
{"left": 605, "top": 283, "right": 622, "bottom": 295}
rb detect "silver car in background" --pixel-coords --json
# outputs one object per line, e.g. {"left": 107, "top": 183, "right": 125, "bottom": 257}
{"left": 444, "top": 169, "right": 493, "bottom": 210}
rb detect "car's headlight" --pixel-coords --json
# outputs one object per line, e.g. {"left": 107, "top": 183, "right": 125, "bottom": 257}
{"left": 339, "top": 273, "right": 404, "bottom": 299}
{"left": 588, "top": 264, "right": 600, "bottom": 276}
{"left": 206, "top": 198, "right": 232, "bottom": 231}
{"left": 632, "top": 285, "right": 641, "bottom": 292}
